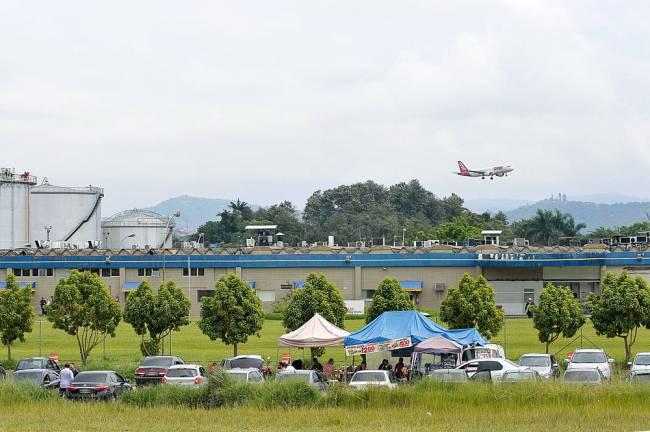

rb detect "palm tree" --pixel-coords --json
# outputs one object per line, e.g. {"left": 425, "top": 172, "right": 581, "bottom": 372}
{"left": 517, "top": 210, "right": 586, "bottom": 246}
{"left": 228, "top": 199, "right": 252, "bottom": 220}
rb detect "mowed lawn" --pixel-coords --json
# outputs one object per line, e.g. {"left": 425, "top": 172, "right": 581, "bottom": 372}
{"left": 5, "top": 317, "right": 650, "bottom": 373}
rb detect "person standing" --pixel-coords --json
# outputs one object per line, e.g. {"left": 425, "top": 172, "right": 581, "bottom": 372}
{"left": 39, "top": 297, "right": 47, "bottom": 316}
{"left": 394, "top": 357, "right": 405, "bottom": 380}
{"left": 59, "top": 363, "right": 74, "bottom": 397}
{"left": 524, "top": 298, "right": 534, "bottom": 318}
{"left": 69, "top": 363, "right": 79, "bottom": 377}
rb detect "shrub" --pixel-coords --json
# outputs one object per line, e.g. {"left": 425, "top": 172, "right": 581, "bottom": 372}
{"left": 255, "top": 381, "right": 320, "bottom": 409}
{"left": 0, "top": 381, "right": 59, "bottom": 403}
{"left": 121, "top": 384, "right": 203, "bottom": 408}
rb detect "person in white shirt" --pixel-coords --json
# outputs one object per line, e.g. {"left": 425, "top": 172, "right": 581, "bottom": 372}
{"left": 284, "top": 363, "right": 296, "bottom": 372}
{"left": 59, "top": 364, "right": 74, "bottom": 396}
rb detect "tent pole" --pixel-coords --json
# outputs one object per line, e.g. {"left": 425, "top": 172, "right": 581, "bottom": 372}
{"left": 343, "top": 349, "right": 347, "bottom": 384}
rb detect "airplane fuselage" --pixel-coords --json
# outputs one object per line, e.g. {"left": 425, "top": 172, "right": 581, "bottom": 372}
{"left": 455, "top": 161, "right": 513, "bottom": 179}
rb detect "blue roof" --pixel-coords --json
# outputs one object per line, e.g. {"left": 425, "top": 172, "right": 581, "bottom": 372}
{"left": 344, "top": 310, "right": 488, "bottom": 347}
{"left": 400, "top": 280, "right": 423, "bottom": 289}
{"left": 122, "top": 281, "right": 140, "bottom": 290}
{"left": 247, "top": 281, "right": 256, "bottom": 288}
{"left": 0, "top": 281, "right": 36, "bottom": 289}
{"left": 293, "top": 280, "right": 305, "bottom": 288}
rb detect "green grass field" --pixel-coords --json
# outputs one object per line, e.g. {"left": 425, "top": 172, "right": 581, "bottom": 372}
{"left": 3, "top": 318, "right": 650, "bottom": 432}
{"left": 4, "top": 317, "right": 649, "bottom": 373}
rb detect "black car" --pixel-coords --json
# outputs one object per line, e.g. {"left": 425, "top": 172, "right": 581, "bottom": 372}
{"left": 65, "top": 371, "right": 131, "bottom": 401}
{"left": 10, "top": 369, "right": 60, "bottom": 389}
{"left": 134, "top": 356, "right": 184, "bottom": 386}
{"left": 15, "top": 357, "right": 60, "bottom": 373}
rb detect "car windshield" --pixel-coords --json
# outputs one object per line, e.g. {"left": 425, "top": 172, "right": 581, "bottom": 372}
{"left": 631, "top": 373, "right": 650, "bottom": 382}
{"left": 227, "top": 372, "right": 249, "bottom": 382}
{"left": 430, "top": 372, "right": 467, "bottom": 383}
{"left": 73, "top": 373, "right": 108, "bottom": 384}
{"left": 166, "top": 368, "right": 197, "bottom": 378}
{"left": 571, "top": 352, "right": 606, "bottom": 363}
{"left": 276, "top": 373, "right": 310, "bottom": 383}
{"left": 564, "top": 370, "right": 599, "bottom": 383}
{"left": 502, "top": 372, "right": 535, "bottom": 381}
{"left": 230, "top": 358, "right": 263, "bottom": 369}
{"left": 140, "top": 357, "right": 175, "bottom": 367}
{"left": 635, "top": 355, "right": 650, "bottom": 366}
{"left": 17, "top": 359, "right": 45, "bottom": 370}
{"left": 519, "top": 356, "right": 550, "bottom": 367}
{"left": 11, "top": 371, "right": 44, "bottom": 383}
{"left": 351, "top": 372, "right": 387, "bottom": 383}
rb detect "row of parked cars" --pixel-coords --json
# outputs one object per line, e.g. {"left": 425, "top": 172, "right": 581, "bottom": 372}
{"left": 4, "top": 348, "right": 650, "bottom": 400}
{"left": 444, "top": 349, "right": 650, "bottom": 384}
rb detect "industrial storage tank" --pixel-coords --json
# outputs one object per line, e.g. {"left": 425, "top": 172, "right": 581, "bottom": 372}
{"left": 102, "top": 209, "right": 175, "bottom": 249}
{"left": 29, "top": 179, "right": 104, "bottom": 248}
{"left": 0, "top": 168, "right": 37, "bottom": 249}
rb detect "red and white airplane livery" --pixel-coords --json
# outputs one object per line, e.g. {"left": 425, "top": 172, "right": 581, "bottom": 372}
{"left": 454, "top": 161, "right": 513, "bottom": 180}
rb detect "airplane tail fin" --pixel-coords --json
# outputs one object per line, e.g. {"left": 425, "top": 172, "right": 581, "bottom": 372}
{"left": 458, "top": 161, "right": 469, "bottom": 175}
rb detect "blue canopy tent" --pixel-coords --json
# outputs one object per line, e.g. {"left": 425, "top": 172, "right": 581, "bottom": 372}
{"left": 344, "top": 311, "right": 488, "bottom": 356}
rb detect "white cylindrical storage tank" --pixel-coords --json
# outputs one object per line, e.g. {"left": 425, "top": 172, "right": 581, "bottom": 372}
{"left": 29, "top": 180, "right": 103, "bottom": 248}
{"left": 0, "top": 168, "right": 36, "bottom": 249}
{"left": 102, "top": 209, "right": 174, "bottom": 249}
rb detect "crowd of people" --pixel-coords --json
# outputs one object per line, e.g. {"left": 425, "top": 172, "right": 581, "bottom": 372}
{"left": 273, "top": 355, "right": 412, "bottom": 381}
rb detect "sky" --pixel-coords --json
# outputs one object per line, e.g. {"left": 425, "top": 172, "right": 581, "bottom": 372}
{"left": 2, "top": 0, "right": 650, "bottom": 215}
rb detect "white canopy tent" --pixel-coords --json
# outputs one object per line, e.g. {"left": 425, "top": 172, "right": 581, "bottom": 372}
{"left": 278, "top": 313, "right": 350, "bottom": 348}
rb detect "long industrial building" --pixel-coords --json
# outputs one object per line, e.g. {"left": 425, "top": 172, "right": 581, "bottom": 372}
{"left": 0, "top": 244, "right": 648, "bottom": 316}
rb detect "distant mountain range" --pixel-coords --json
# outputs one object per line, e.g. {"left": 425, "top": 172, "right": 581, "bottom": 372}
{"left": 504, "top": 199, "right": 650, "bottom": 231}
{"left": 144, "top": 195, "right": 260, "bottom": 231}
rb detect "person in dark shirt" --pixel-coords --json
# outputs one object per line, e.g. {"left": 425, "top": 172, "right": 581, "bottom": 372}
{"left": 394, "top": 357, "right": 405, "bottom": 379}
{"left": 311, "top": 357, "right": 323, "bottom": 372}
{"left": 378, "top": 359, "right": 391, "bottom": 370}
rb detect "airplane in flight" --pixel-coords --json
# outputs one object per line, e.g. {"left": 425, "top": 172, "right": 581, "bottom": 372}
{"left": 454, "top": 161, "right": 514, "bottom": 180}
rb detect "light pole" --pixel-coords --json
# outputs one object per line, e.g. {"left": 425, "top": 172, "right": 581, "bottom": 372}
{"left": 161, "top": 210, "right": 181, "bottom": 248}
{"left": 120, "top": 233, "right": 136, "bottom": 249}
{"left": 402, "top": 228, "right": 406, "bottom": 246}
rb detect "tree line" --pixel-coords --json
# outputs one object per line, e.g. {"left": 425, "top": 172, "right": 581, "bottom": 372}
{"left": 1, "top": 269, "right": 648, "bottom": 364}
{"left": 190, "top": 179, "right": 644, "bottom": 247}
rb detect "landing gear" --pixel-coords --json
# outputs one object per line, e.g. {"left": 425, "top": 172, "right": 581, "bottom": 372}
{"left": 490, "top": 176, "right": 494, "bottom": 180}
{"left": 482, "top": 176, "right": 485, "bottom": 180}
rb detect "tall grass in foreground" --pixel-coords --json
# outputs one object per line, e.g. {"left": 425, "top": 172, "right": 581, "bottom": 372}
{"left": 0, "top": 381, "right": 59, "bottom": 403}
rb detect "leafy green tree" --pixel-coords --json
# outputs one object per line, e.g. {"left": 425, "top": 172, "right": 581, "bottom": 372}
{"left": 282, "top": 273, "right": 347, "bottom": 357}
{"left": 123, "top": 280, "right": 190, "bottom": 356}
{"left": 440, "top": 273, "right": 504, "bottom": 338}
{"left": 47, "top": 270, "right": 121, "bottom": 365}
{"left": 0, "top": 274, "right": 34, "bottom": 361}
{"left": 531, "top": 284, "right": 585, "bottom": 353}
{"left": 198, "top": 274, "right": 264, "bottom": 356}
{"left": 433, "top": 216, "right": 482, "bottom": 243}
{"left": 586, "top": 272, "right": 650, "bottom": 363}
{"left": 365, "top": 277, "right": 414, "bottom": 323}
{"left": 150, "top": 281, "right": 191, "bottom": 355}
{"left": 229, "top": 199, "right": 253, "bottom": 221}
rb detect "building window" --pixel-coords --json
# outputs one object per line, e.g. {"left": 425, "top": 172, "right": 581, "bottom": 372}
{"left": 101, "top": 268, "right": 111, "bottom": 277}
{"left": 37, "top": 268, "right": 54, "bottom": 277}
{"left": 101, "top": 268, "right": 120, "bottom": 277}
{"left": 280, "top": 283, "right": 293, "bottom": 290}
{"left": 197, "top": 290, "right": 214, "bottom": 301}
{"left": 137, "top": 268, "right": 160, "bottom": 277}
{"left": 112, "top": 268, "right": 120, "bottom": 277}
{"left": 183, "top": 268, "right": 205, "bottom": 277}
{"left": 363, "top": 289, "right": 376, "bottom": 300}
{"left": 523, "top": 288, "right": 535, "bottom": 302}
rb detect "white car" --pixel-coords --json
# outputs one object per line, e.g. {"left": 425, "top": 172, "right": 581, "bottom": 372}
{"left": 225, "top": 368, "right": 265, "bottom": 384}
{"left": 566, "top": 349, "right": 613, "bottom": 381}
{"left": 455, "top": 358, "right": 528, "bottom": 381}
{"left": 162, "top": 364, "right": 208, "bottom": 387}
{"left": 461, "top": 344, "right": 505, "bottom": 362}
{"left": 348, "top": 370, "right": 397, "bottom": 390}
{"left": 629, "top": 352, "right": 650, "bottom": 374}
{"left": 518, "top": 353, "right": 560, "bottom": 379}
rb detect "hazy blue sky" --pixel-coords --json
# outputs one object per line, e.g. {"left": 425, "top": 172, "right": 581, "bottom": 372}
{"left": 2, "top": 1, "right": 649, "bottom": 215}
